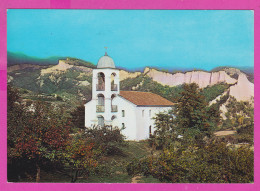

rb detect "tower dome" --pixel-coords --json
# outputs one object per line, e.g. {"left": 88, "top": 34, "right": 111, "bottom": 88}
{"left": 97, "top": 52, "right": 115, "bottom": 68}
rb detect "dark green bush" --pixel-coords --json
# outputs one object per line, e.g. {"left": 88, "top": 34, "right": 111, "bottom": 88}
{"left": 127, "top": 142, "right": 253, "bottom": 183}
{"left": 84, "top": 126, "right": 127, "bottom": 156}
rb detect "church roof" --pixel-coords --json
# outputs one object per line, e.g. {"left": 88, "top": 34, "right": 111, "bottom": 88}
{"left": 119, "top": 91, "right": 175, "bottom": 106}
{"left": 97, "top": 52, "right": 115, "bottom": 69}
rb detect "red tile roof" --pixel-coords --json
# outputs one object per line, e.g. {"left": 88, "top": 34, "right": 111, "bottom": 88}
{"left": 119, "top": 91, "right": 175, "bottom": 106}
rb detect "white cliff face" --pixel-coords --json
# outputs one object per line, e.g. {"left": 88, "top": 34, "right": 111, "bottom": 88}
{"left": 41, "top": 60, "right": 74, "bottom": 75}
{"left": 229, "top": 74, "right": 254, "bottom": 102}
{"left": 209, "top": 73, "right": 254, "bottom": 119}
{"left": 40, "top": 60, "right": 93, "bottom": 75}
{"left": 144, "top": 68, "right": 237, "bottom": 88}
{"left": 119, "top": 70, "right": 141, "bottom": 81}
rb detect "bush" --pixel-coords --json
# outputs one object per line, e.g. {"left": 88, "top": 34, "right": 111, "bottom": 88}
{"left": 127, "top": 142, "right": 254, "bottom": 183}
{"left": 84, "top": 126, "right": 127, "bottom": 156}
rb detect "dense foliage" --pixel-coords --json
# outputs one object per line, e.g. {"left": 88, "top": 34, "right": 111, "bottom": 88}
{"left": 201, "top": 83, "right": 230, "bottom": 102}
{"left": 8, "top": 85, "right": 72, "bottom": 182}
{"left": 7, "top": 75, "right": 254, "bottom": 183}
{"left": 133, "top": 83, "right": 254, "bottom": 183}
{"left": 63, "top": 136, "right": 100, "bottom": 182}
{"left": 127, "top": 142, "right": 254, "bottom": 183}
{"left": 151, "top": 83, "right": 220, "bottom": 149}
{"left": 7, "top": 86, "right": 102, "bottom": 182}
{"left": 121, "top": 75, "right": 185, "bottom": 102}
{"left": 84, "top": 125, "right": 127, "bottom": 156}
{"left": 221, "top": 96, "right": 254, "bottom": 144}
{"left": 70, "top": 104, "right": 85, "bottom": 130}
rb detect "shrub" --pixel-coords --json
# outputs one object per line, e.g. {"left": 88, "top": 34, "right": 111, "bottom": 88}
{"left": 127, "top": 142, "right": 254, "bottom": 183}
{"left": 84, "top": 126, "right": 127, "bottom": 156}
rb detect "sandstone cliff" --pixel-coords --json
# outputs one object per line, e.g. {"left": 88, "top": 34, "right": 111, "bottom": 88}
{"left": 229, "top": 73, "right": 254, "bottom": 102}
{"left": 144, "top": 67, "right": 237, "bottom": 88}
{"left": 41, "top": 60, "right": 74, "bottom": 75}
{"left": 119, "top": 70, "right": 141, "bottom": 81}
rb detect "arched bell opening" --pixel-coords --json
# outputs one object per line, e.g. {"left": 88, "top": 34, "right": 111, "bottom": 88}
{"left": 111, "top": 72, "right": 117, "bottom": 91}
{"left": 97, "top": 72, "right": 105, "bottom": 91}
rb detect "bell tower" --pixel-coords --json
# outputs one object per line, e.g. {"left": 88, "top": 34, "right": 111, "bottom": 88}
{"left": 92, "top": 51, "right": 120, "bottom": 126}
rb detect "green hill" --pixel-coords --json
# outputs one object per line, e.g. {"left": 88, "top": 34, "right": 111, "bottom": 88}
{"left": 7, "top": 51, "right": 65, "bottom": 66}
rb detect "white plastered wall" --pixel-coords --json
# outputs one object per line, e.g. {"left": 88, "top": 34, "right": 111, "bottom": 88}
{"left": 112, "top": 96, "right": 137, "bottom": 140}
{"left": 135, "top": 106, "right": 172, "bottom": 141}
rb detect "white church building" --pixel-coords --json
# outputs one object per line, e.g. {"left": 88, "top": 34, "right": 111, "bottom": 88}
{"left": 85, "top": 52, "right": 175, "bottom": 141}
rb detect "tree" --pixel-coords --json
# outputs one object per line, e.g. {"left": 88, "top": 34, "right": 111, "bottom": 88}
{"left": 175, "top": 83, "right": 210, "bottom": 131}
{"left": 7, "top": 86, "right": 71, "bottom": 182}
{"left": 84, "top": 125, "right": 127, "bottom": 156}
{"left": 152, "top": 83, "right": 220, "bottom": 149}
{"left": 63, "top": 136, "right": 100, "bottom": 182}
{"left": 152, "top": 110, "right": 176, "bottom": 149}
{"left": 70, "top": 104, "right": 85, "bottom": 130}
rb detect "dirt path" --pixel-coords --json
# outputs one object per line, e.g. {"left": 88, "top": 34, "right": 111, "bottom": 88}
{"left": 131, "top": 175, "right": 142, "bottom": 183}
{"left": 214, "top": 130, "right": 236, "bottom": 136}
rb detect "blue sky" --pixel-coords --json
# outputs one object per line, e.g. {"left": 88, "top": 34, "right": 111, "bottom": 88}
{"left": 7, "top": 10, "right": 253, "bottom": 71}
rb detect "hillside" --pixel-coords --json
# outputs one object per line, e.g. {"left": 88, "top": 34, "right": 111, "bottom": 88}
{"left": 7, "top": 51, "right": 65, "bottom": 66}
{"left": 7, "top": 54, "right": 254, "bottom": 115}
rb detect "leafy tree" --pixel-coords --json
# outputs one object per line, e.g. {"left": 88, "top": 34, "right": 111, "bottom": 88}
{"left": 14, "top": 102, "right": 71, "bottom": 182}
{"left": 8, "top": 86, "right": 71, "bottom": 182}
{"left": 70, "top": 104, "right": 85, "bottom": 130}
{"left": 84, "top": 125, "right": 127, "bottom": 156}
{"left": 63, "top": 136, "right": 100, "bottom": 182}
{"left": 152, "top": 110, "right": 176, "bottom": 150}
{"left": 175, "top": 83, "right": 210, "bottom": 132}
{"left": 151, "top": 83, "right": 220, "bottom": 149}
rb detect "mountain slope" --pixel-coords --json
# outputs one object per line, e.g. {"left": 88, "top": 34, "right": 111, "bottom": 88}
{"left": 7, "top": 51, "right": 65, "bottom": 66}
{"left": 7, "top": 55, "right": 254, "bottom": 112}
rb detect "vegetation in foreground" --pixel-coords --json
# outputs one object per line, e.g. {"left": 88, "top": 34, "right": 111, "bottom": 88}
{"left": 7, "top": 83, "right": 254, "bottom": 183}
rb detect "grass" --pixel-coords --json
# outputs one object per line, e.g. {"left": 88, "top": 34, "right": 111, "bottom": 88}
{"left": 86, "top": 141, "right": 155, "bottom": 183}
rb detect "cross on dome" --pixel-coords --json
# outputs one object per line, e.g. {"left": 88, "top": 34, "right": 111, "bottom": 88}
{"left": 104, "top": 47, "right": 108, "bottom": 56}
{"left": 97, "top": 47, "right": 116, "bottom": 68}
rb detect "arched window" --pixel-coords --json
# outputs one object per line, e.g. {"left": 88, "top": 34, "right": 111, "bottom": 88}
{"left": 111, "top": 94, "right": 117, "bottom": 112}
{"left": 149, "top": 125, "right": 152, "bottom": 138}
{"left": 97, "top": 72, "right": 105, "bottom": 91}
{"left": 111, "top": 73, "right": 117, "bottom": 91}
{"left": 97, "top": 115, "right": 104, "bottom": 127}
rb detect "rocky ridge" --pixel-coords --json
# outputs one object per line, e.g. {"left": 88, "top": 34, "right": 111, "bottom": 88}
{"left": 8, "top": 60, "right": 254, "bottom": 104}
{"left": 144, "top": 67, "right": 237, "bottom": 88}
